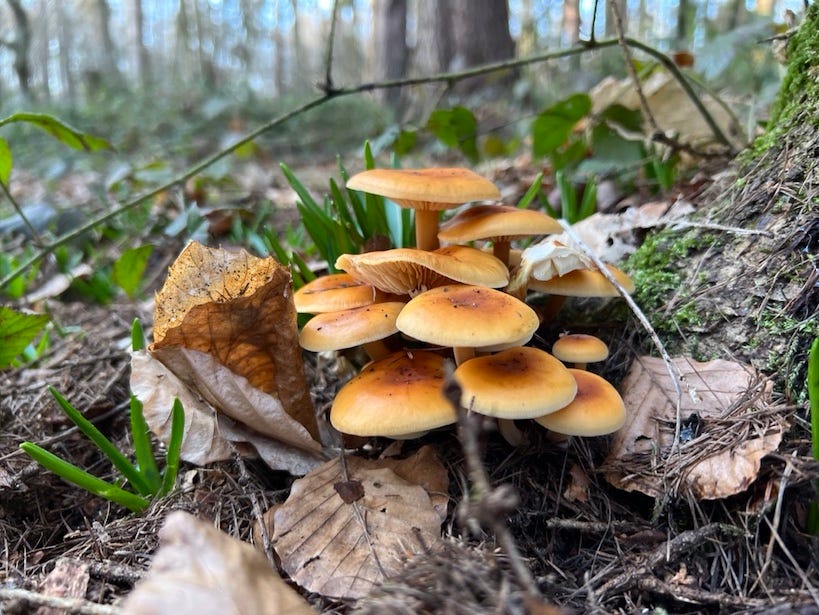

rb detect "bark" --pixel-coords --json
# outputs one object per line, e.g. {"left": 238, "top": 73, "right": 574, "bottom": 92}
{"left": 4, "top": 0, "right": 33, "bottom": 99}
{"left": 56, "top": 0, "right": 76, "bottom": 104}
{"left": 37, "top": 0, "right": 50, "bottom": 101}
{"left": 413, "top": 0, "right": 454, "bottom": 75}
{"left": 95, "top": 0, "right": 120, "bottom": 83}
{"left": 133, "top": 0, "right": 151, "bottom": 89}
{"left": 373, "top": 0, "right": 408, "bottom": 109}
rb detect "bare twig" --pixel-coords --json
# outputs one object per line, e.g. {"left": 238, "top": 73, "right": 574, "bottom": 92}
{"left": 442, "top": 374, "right": 541, "bottom": 600}
{"left": 557, "top": 219, "right": 689, "bottom": 457}
{"left": 0, "top": 177, "right": 44, "bottom": 247}
{"left": 0, "top": 588, "right": 119, "bottom": 615}
{"left": 0, "top": 36, "right": 732, "bottom": 290}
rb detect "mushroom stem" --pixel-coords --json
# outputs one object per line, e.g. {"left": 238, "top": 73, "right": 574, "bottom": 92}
{"left": 497, "top": 418, "right": 524, "bottom": 446}
{"left": 453, "top": 346, "right": 476, "bottom": 366}
{"left": 415, "top": 209, "right": 441, "bottom": 251}
{"left": 362, "top": 339, "right": 393, "bottom": 362}
{"left": 537, "top": 295, "right": 568, "bottom": 323}
{"left": 573, "top": 362, "right": 588, "bottom": 370}
{"left": 492, "top": 241, "right": 511, "bottom": 267}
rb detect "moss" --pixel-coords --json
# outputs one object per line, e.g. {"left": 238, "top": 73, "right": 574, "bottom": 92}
{"left": 625, "top": 228, "right": 717, "bottom": 333}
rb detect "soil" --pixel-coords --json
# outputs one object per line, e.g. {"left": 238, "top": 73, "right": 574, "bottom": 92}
{"left": 2, "top": 14, "right": 819, "bottom": 615}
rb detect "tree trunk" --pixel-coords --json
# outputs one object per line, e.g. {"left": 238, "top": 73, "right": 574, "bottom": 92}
{"left": 133, "top": 0, "right": 151, "bottom": 89}
{"left": 451, "top": 0, "right": 515, "bottom": 69}
{"left": 562, "top": 0, "right": 581, "bottom": 71}
{"left": 4, "top": 0, "right": 33, "bottom": 99}
{"left": 632, "top": 3, "right": 819, "bottom": 401}
{"left": 373, "top": 0, "right": 408, "bottom": 110}
{"left": 413, "top": 0, "right": 454, "bottom": 75}
{"left": 37, "top": 0, "right": 50, "bottom": 101}
{"left": 95, "top": 0, "right": 120, "bottom": 85}
{"left": 56, "top": 0, "right": 76, "bottom": 104}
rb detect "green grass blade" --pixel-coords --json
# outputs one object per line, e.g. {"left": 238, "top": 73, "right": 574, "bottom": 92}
{"left": 517, "top": 172, "right": 544, "bottom": 209}
{"left": 578, "top": 179, "right": 598, "bottom": 221}
{"left": 19, "top": 443, "right": 149, "bottom": 513}
{"left": 555, "top": 170, "right": 578, "bottom": 223}
{"left": 131, "top": 318, "right": 145, "bottom": 352}
{"left": 129, "top": 395, "right": 161, "bottom": 492}
{"left": 809, "top": 338, "right": 819, "bottom": 460}
{"left": 290, "top": 251, "right": 317, "bottom": 283}
{"left": 159, "top": 398, "right": 185, "bottom": 497}
{"left": 48, "top": 387, "right": 153, "bottom": 496}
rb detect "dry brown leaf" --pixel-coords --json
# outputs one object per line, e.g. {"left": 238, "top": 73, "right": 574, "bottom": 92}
{"left": 122, "top": 511, "right": 315, "bottom": 615}
{"left": 36, "top": 558, "right": 89, "bottom": 615}
{"left": 603, "top": 356, "right": 782, "bottom": 500}
{"left": 152, "top": 241, "right": 317, "bottom": 439}
{"left": 508, "top": 239, "right": 593, "bottom": 295}
{"left": 130, "top": 348, "right": 325, "bottom": 475}
{"left": 380, "top": 445, "right": 450, "bottom": 521}
{"left": 272, "top": 450, "right": 446, "bottom": 600}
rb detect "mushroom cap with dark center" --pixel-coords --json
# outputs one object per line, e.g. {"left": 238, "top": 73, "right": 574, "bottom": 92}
{"left": 552, "top": 333, "right": 610, "bottom": 364}
{"left": 299, "top": 302, "right": 405, "bottom": 352}
{"left": 527, "top": 264, "right": 635, "bottom": 297}
{"left": 438, "top": 204, "right": 562, "bottom": 244}
{"left": 293, "top": 273, "right": 383, "bottom": 314}
{"left": 454, "top": 346, "right": 578, "bottom": 419}
{"left": 534, "top": 369, "right": 626, "bottom": 436}
{"left": 330, "top": 350, "right": 455, "bottom": 437}
{"left": 335, "top": 245, "right": 508, "bottom": 296}
{"left": 346, "top": 168, "right": 500, "bottom": 210}
{"left": 396, "top": 284, "right": 539, "bottom": 351}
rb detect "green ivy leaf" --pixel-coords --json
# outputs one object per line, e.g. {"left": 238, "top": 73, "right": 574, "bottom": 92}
{"left": 426, "top": 106, "right": 479, "bottom": 163}
{"left": 531, "top": 93, "right": 592, "bottom": 158}
{"left": 0, "top": 307, "right": 50, "bottom": 368}
{"left": 113, "top": 245, "right": 153, "bottom": 299}
{"left": 0, "top": 136, "right": 11, "bottom": 184}
{"left": 0, "top": 112, "right": 112, "bottom": 152}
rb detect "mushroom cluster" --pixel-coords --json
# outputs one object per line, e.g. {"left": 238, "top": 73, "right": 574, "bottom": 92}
{"left": 292, "top": 167, "right": 633, "bottom": 443}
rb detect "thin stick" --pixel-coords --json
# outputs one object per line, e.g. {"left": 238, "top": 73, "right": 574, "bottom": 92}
{"left": 0, "top": 177, "right": 44, "bottom": 247}
{"left": 1, "top": 37, "right": 732, "bottom": 290}
{"left": 0, "top": 588, "right": 119, "bottom": 615}
{"left": 442, "top": 375, "right": 541, "bottom": 599}
{"left": 557, "top": 219, "right": 687, "bottom": 455}
{"left": 322, "top": 0, "right": 341, "bottom": 92}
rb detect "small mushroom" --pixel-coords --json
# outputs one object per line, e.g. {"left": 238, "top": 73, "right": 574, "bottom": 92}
{"left": 534, "top": 369, "right": 626, "bottom": 437}
{"left": 293, "top": 273, "right": 385, "bottom": 314}
{"left": 438, "top": 204, "right": 562, "bottom": 266}
{"left": 551, "top": 333, "right": 609, "bottom": 370}
{"left": 346, "top": 168, "right": 500, "bottom": 251}
{"left": 330, "top": 350, "right": 456, "bottom": 438}
{"left": 396, "top": 284, "right": 539, "bottom": 365}
{"left": 299, "top": 301, "right": 406, "bottom": 361}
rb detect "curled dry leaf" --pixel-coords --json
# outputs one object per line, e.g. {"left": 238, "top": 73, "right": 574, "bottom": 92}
{"left": 122, "top": 511, "right": 315, "bottom": 615}
{"left": 603, "top": 356, "right": 782, "bottom": 500}
{"left": 130, "top": 348, "right": 325, "bottom": 475}
{"left": 272, "top": 448, "right": 447, "bottom": 600}
{"left": 507, "top": 239, "right": 593, "bottom": 296}
{"left": 152, "top": 241, "right": 317, "bottom": 439}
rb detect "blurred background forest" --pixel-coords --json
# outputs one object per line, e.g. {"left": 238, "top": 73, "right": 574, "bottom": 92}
{"left": 0, "top": 0, "right": 803, "bottom": 170}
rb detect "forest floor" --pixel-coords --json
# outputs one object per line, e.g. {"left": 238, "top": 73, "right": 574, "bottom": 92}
{"left": 0, "top": 145, "right": 817, "bottom": 615}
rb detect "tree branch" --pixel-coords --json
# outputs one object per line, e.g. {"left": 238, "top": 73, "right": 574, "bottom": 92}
{"left": 0, "top": 37, "right": 734, "bottom": 290}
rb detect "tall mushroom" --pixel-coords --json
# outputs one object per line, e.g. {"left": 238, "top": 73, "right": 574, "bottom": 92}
{"left": 346, "top": 168, "right": 500, "bottom": 251}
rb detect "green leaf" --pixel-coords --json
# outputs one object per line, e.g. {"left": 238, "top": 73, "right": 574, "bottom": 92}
{"left": 0, "top": 307, "right": 50, "bottom": 368}
{"left": 19, "top": 443, "right": 149, "bottom": 513}
{"left": 590, "top": 123, "right": 645, "bottom": 169}
{"left": 159, "top": 398, "right": 185, "bottom": 497}
{"left": 129, "top": 396, "right": 161, "bottom": 492}
{"left": 532, "top": 93, "right": 592, "bottom": 158}
{"left": 113, "top": 245, "right": 153, "bottom": 299}
{"left": 0, "top": 136, "right": 11, "bottom": 184}
{"left": 599, "top": 103, "right": 644, "bottom": 133}
{"left": 48, "top": 387, "right": 153, "bottom": 496}
{"left": 426, "top": 106, "right": 480, "bottom": 163}
{"left": 555, "top": 170, "right": 577, "bottom": 222}
{"left": 393, "top": 129, "right": 417, "bottom": 156}
{"left": 0, "top": 112, "right": 112, "bottom": 152}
